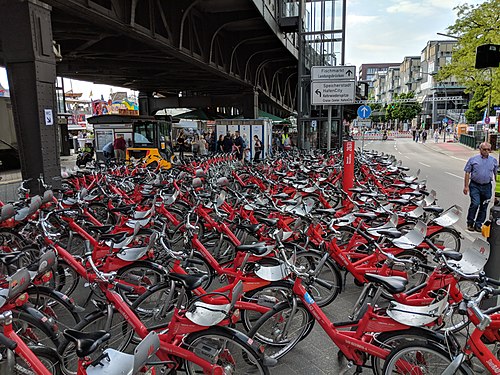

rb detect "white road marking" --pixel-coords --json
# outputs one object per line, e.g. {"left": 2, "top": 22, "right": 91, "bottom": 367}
{"left": 451, "top": 156, "right": 468, "bottom": 162}
{"left": 419, "top": 162, "right": 431, "bottom": 167}
{"left": 445, "top": 172, "right": 463, "bottom": 180}
{"left": 404, "top": 155, "right": 410, "bottom": 159}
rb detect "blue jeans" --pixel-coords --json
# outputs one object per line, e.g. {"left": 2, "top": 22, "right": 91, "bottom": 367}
{"left": 467, "top": 181, "right": 492, "bottom": 228}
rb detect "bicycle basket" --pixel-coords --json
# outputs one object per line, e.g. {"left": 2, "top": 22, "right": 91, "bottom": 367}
{"left": 387, "top": 292, "right": 448, "bottom": 327}
{"left": 432, "top": 205, "right": 462, "bottom": 227}
{"left": 447, "top": 238, "right": 489, "bottom": 274}
{"left": 253, "top": 257, "right": 291, "bottom": 281}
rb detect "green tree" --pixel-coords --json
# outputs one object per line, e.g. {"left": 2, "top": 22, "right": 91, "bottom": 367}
{"left": 436, "top": 0, "right": 500, "bottom": 121}
{"left": 386, "top": 92, "right": 422, "bottom": 126}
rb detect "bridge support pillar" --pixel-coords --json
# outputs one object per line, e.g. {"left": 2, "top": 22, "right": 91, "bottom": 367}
{"left": 241, "top": 90, "right": 259, "bottom": 118}
{"left": 0, "top": 0, "right": 60, "bottom": 193}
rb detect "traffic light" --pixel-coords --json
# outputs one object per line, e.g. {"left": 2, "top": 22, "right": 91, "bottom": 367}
{"left": 475, "top": 44, "right": 500, "bottom": 69}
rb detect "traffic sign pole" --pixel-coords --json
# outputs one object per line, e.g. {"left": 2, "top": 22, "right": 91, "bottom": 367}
{"left": 327, "top": 106, "right": 332, "bottom": 151}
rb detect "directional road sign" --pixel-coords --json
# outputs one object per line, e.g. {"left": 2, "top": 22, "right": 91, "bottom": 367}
{"left": 357, "top": 105, "right": 372, "bottom": 119}
{"left": 358, "top": 120, "right": 372, "bottom": 127}
{"left": 311, "top": 81, "right": 356, "bottom": 105}
{"left": 311, "top": 66, "right": 356, "bottom": 81}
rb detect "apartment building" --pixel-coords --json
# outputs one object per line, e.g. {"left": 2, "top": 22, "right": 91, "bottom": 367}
{"left": 370, "top": 40, "right": 467, "bottom": 127}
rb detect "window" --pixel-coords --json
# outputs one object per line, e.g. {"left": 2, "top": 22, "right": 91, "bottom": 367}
{"left": 133, "top": 121, "right": 155, "bottom": 146}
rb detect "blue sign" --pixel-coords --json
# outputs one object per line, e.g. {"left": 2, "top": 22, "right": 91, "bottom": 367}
{"left": 357, "top": 105, "right": 372, "bottom": 119}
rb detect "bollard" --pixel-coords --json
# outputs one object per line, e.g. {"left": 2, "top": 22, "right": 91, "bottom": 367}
{"left": 482, "top": 205, "right": 500, "bottom": 308}
{"left": 342, "top": 140, "right": 355, "bottom": 202}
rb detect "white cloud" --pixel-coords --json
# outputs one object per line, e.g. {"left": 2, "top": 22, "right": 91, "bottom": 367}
{"left": 386, "top": 1, "right": 434, "bottom": 16}
{"left": 346, "top": 14, "right": 379, "bottom": 27}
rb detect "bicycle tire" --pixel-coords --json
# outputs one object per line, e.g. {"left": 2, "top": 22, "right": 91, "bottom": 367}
{"left": 53, "top": 259, "right": 80, "bottom": 297}
{"left": 382, "top": 341, "right": 471, "bottom": 375}
{"left": 427, "top": 227, "right": 461, "bottom": 252}
{"left": 201, "top": 234, "right": 236, "bottom": 266}
{"left": 183, "top": 326, "right": 270, "bottom": 375}
{"left": 240, "top": 280, "right": 295, "bottom": 332}
{"left": 11, "top": 308, "right": 60, "bottom": 349}
{"left": 116, "top": 260, "right": 167, "bottom": 305}
{"left": 12, "top": 345, "right": 62, "bottom": 375}
{"left": 247, "top": 299, "right": 315, "bottom": 360}
{"left": 26, "top": 286, "right": 81, "bottom": 333}
{"left": 58, "top": 308, "right": 135, "bottom": 375}
{"left": 294, "top": 249, "right": 342, "bottom": 307}
{"left": 371, "top": 327, "right": 452, "bottom": 375}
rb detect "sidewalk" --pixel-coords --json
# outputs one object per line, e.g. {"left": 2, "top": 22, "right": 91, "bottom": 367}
{"left": 0, "top": 154, "right": 78, "bottom": 203}
{"left": 421, "top": 140, "right": 480, "bottom": 161}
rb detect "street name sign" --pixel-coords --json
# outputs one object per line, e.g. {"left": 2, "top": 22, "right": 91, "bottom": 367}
{"left": 311, "top": 66, "right": 356, "bottom": 81}
{"left": 358, "top": 120, "right": 372, "bottom": 127}
{"left": 311, "top": 81, "right": 356, "bottom": 105}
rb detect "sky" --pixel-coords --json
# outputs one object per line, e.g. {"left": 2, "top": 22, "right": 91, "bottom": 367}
{"left": 0, "top": 0, "right": 486, "bottom": 98}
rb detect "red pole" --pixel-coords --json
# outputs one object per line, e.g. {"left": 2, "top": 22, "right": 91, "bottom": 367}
{"left": 342, "top": 140, "right": 355, "bottom": 199}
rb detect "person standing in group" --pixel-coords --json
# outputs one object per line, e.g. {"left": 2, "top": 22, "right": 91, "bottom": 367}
{"left": 242, "top": 133, "right": 250, "bottom": 162}
{"left": 233, "top": 131, "right": 244, "bottom": 161}
{"left": 463, "top": 142, "right": 498, "bottom": 232}
{"left": 192, "top": 134, "right": 200, "bottom": 157}
{"left": 177, "top": 131, "right": 186, "bottom": 160}
{"left": 102, "top": 141, "right": 114, "bottom": 164}
{"left": 253, "top": 135, "right": 262, "bottom": 162}
{"left": 113, "top": 135, "right": 127, "bottom": 162}
{"left": 223, "top": 133, "right": 233, "bottom": 153}
{"left": 216, "top": 134, "right": 224, "bottom": 153}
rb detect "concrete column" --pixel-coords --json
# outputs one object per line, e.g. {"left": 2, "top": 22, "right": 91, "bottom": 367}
{"left": 0, "top": 0, "right": 60, "bottom": 193}
{"left": 241, "top": 90, "right": 259, "bottom": 118}
{"left": 138, "top": 91, "right": 152, "bottom": 116}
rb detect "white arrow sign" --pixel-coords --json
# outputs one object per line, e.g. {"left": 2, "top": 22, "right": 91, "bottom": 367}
{"left": 311, "top": 81, "right": 356, "bottom": 105}
{"left": 311, "top": 66, "right": 356, "bottom": 81}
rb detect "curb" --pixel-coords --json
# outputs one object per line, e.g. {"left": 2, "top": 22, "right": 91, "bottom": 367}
{"left": 0, "top": 178, "right": 21, "bottom": 186}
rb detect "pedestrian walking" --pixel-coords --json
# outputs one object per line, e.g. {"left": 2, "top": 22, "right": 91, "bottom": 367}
{"left": 253, "top": 135, "right": 262, "bottom": 162}
{"left": 421, "top": 130, "right": 427, "bottom": 143}
{"left": 415, "top": 130, "right": 420, "bottom": 143}
{"left": 463, "top": 142, "right": 498, "bottom": 232}
{"left": 433, "top": 129, "right": 439, "bottom": 143}
{"left": 192, "top": 134, "right": 200, "bottom": 157}
{"left": 113, "top": 135, "right": 127, "bottom": 162}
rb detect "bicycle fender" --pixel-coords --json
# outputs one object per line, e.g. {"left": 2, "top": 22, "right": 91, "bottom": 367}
{"left": 28, "top": 286, "right": 85, "bottom": 314}
{"left": 16, "top": 304, "right": 60, "bottom": 342}
{"left": 210, "top": 326, "right": 265, "bottom": 359}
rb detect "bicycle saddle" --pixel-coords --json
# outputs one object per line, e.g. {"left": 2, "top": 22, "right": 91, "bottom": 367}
{"left": 88, "top": 225, "right": 114, "bottom": 234}
{"left": 237, "top": 222, "right": 261, "bottom": 234}
{"left": 235, "top": 243, "right": 269, "bottom": 256}
{"left": 442, "top": 250, "right": 462, "bottom": 261}
{"left": 388, "top": 199, "right": 410, "bottom": 205}
{"left": 376, "top": 228, "right": 403, "bottom": 239}
{"left": 0, "top": 204, "right": 16, "bottom": 222}
{"left": 353, "top": 212, "right": 378, "bottom": 220}
{"left": 169, "top": 273, "right": 209, "bottom": 290}
{"left": 423, "top": 206, "right": 444, "bottom": 214}
{"left": 100, "top": 231, "right": 129, "bottom": 244}
{"left": 110, "top": 205, "right": 135, "bottom": 214}
{"left": 256, "top": 217, "right": 279, "bottom": 226}
{"left": 0, "top": 252, "right": 23, "bottom": 265}
{"left": 315, "top": 208, "right": 337, "bottom": 215}
{"left": 63, "top": 329, "right": 111, "bottom": 358}
{"left": 273, "top": 193, "right": 289, "bottom": 199}
{"left": 364, "top": 273, "right": 408, "bottom": 294}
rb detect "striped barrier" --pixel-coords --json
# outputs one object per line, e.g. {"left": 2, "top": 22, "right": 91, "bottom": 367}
{"left": 353, "top": 131, "right": 412, "bottom": 140}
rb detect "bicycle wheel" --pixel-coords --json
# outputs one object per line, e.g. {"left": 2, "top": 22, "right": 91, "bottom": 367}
{"left": 27, "top": 287, "right": 80, "bottom": 333}
{"left": 294, "top": 250, "right": 342, "bottom": 307}
{"left": 53, "top": 260, "right": 80, "bottom": 297}
{"left": 183, "top": 326, "right": 269, "bottom": 375}
{"left": 11, "top": 346, "right": 62, "bottom": 375}
{"left": 131, "top": 281, "right": 178, "bottom": 331}
{"left": 383, "top": 341, "right": 470, "bottom": 374}
{"left": 371, "top": 328, "right": 450, "bottom": 375}
{"left": 88, "top": 202, "right": 116, "bottom": 225}
{"left": 0, "top": 229, "right": 28, "bottom": 252}
{"left": 427, "top": 228, "right": 461, "bottom": 252}
{"left": 441, "top": 280, "right": 480, "bottom": 333}
{"left": 247, "top": 300, "right": 315, "bottom": 360}
{"left": 116, "top": 261, "right": 167, "bottom": 305}
{"left": 202, "top": 234, "right": 236, "bottom": 266}
{"left": 58, "top": 233, "right": 86, "bottom": 257}
{"left": 58, "top": 309, "right": 134, "bottom": 375}
{"left": 240, "top": 280, "right": 295, "bottom": 332}
{"left": 11, "top": 309, "right": 60, "bottom": 349}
